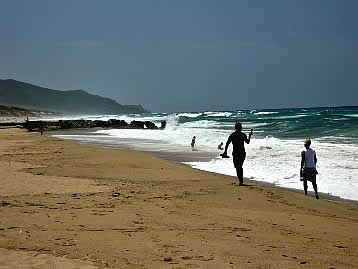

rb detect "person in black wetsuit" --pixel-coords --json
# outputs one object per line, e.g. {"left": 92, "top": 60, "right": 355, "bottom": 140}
{"left": 222, "top": 122, "right": 253, "bottom": 185}
{"left": 191, "top": 136, "right": 196, "bottom": 149}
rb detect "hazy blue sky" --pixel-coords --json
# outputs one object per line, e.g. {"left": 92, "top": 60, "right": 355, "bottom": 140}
{"left": 1, "top": 0, "right": 357, "bottom": 112}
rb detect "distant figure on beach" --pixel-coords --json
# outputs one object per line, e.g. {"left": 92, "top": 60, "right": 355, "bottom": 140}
{"left": 300, "top": 139, "right": 319, "bottom": 199}
{"left": 191, "top": 136, "right": 196, "bottom": 149}
{"left": 39, "top": 121, "right": 44, "bottom": 135}
{"left": 217, "top": 142, "right": 224, "bottom": 150}
{"left": 222, "top": 122, "right": 253, "bottom": 185}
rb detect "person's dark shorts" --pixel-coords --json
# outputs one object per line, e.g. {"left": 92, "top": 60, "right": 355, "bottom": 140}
{"left": 233, "top": 152, "right": 246, "bottom": 168}
{"left": 302, "top": 168, "right": 317, "bottom": 183}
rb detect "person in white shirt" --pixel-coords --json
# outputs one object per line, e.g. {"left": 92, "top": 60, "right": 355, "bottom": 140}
{"left": 300, "top": 139, "right": 319, "bottom": 199}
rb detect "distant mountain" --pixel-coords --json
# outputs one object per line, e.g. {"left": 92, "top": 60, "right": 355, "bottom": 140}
{"left": 0, "top": 79, "right": 145, "bottom": 114}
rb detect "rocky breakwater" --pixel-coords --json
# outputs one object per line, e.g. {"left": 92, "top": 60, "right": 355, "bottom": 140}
{"left": 19, "top": 119, "right": 166, "bottom": 132}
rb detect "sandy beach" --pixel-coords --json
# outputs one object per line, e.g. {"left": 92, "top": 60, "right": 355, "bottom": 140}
{"left": 0, "top": 128, "right": 357, "bottom": 268}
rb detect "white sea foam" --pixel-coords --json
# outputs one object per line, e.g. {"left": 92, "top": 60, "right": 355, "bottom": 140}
{"left": 176, "top": 112, "right": 203, "bottom": 118}
{"left": 254, "top": 111, "right": 278, "bottom": 115}
{"left": 203, "top": 112, "right": 233, "bottom": 117}
{"left": 94, "top": 118, "right": 228, "bottom": 152}
{"left": 331, "top": 118, "right": 349, "bottom": 121}
{"left": 181, "top": 120, "right": 222, "bottom": 129}
{"left": 187, "top": 139, "right": 358, "bottom": 201}
{"left": 245, "top": 122, "right": 269, "bottom": 128}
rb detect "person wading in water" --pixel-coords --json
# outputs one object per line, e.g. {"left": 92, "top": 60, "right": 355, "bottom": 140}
{"left": 191, "top": 136, "right": 196, "bottom": 149}
{"left": 222, "top": 122, "right": 253, "bottom": 185}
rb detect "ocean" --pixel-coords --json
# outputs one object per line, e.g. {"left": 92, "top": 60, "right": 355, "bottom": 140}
{"left": 50, "top": 106, "right": 358, "bottom": 201}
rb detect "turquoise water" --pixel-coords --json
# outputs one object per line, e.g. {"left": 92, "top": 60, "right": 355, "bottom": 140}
{"left": 174, "top": 106, "right": 358, "bottom": 143}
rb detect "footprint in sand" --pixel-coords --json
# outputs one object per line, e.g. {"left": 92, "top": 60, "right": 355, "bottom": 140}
{"left": 1, "top": 201, "right": 11, "bottom": 206}
{"left": 91, "top": 212, "right": 106, "bottom": 216}
{"left": 233, "top": 227, "right": 252, "bottom": 232}
{"left": 7, "top": 226, "right": 19, "bottom": 230}
{"left": 165, "top": 254, "right": 213, "bottom": 263}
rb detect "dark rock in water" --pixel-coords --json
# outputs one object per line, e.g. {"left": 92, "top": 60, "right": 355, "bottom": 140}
{"left": 17, "top": 119, "right": 166, "bottom": 132}
{"left": 160, "top": 121, "right": 166, "bottom": 129}
{"left": 144, "top": 121, "right": 157, "bottom": 129}
{"left": 129, "top": 120, "right": 145, "bottom": 129}
{"left": 93, "top": 120, "right": 109, "bottom": 127}
{"left": 3, "top": 118, "right": 167, "bottom": 132}
{"left": 108, "top": 119, "right": 128, "bottom": 128}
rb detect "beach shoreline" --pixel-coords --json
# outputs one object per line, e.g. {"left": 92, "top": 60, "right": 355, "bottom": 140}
{"left": 1, "top": 128, "right": 358, "bottom": 268}
{"left": 48, "top": 128, "right": 358, "bottom": 207}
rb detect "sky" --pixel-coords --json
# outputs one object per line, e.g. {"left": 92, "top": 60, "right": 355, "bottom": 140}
{"left": 1, "top": 0, "right": 357, "bottom": 112}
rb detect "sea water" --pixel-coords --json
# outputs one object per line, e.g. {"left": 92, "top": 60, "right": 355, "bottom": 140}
{"left": 51, "top": 106, "right": 358, "bottom": 201}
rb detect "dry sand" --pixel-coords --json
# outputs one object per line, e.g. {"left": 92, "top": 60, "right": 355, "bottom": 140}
{"left": 0, "top": 128, "right": 357, "bottom": 268}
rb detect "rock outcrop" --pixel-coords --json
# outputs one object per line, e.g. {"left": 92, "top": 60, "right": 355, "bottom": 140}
{"left": 15, "top": 119, "right": 166, "bottom": 132}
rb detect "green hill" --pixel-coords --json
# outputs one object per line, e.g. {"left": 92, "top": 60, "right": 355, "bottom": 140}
{"left": 0, "top": 79, "right": 145, "bottom": 114}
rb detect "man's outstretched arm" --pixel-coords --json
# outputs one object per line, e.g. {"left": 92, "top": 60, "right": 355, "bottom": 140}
{"left": 223, "top": 135, "right": 232, "bottom": 154}
{"left": 245, "top": 129, "right": 253, "bottom": 144}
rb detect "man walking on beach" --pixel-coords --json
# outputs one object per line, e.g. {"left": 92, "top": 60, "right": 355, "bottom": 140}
{"left": 300, "top": 139, "right": 319, "bottom": 199}
{"left": 222, "top": 122, "right": 253, "bottom": 185}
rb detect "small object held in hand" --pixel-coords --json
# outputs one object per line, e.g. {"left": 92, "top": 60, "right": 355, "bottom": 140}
{"left": 220, "top": 153, "right": 230, "bottom": 158}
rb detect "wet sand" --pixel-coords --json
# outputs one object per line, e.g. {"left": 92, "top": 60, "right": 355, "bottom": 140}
{"left": 49, "top": 129, "right": 358, "bottom": 205}
{"left": 0, "top": 128, "right": 357, "bottom": 268}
